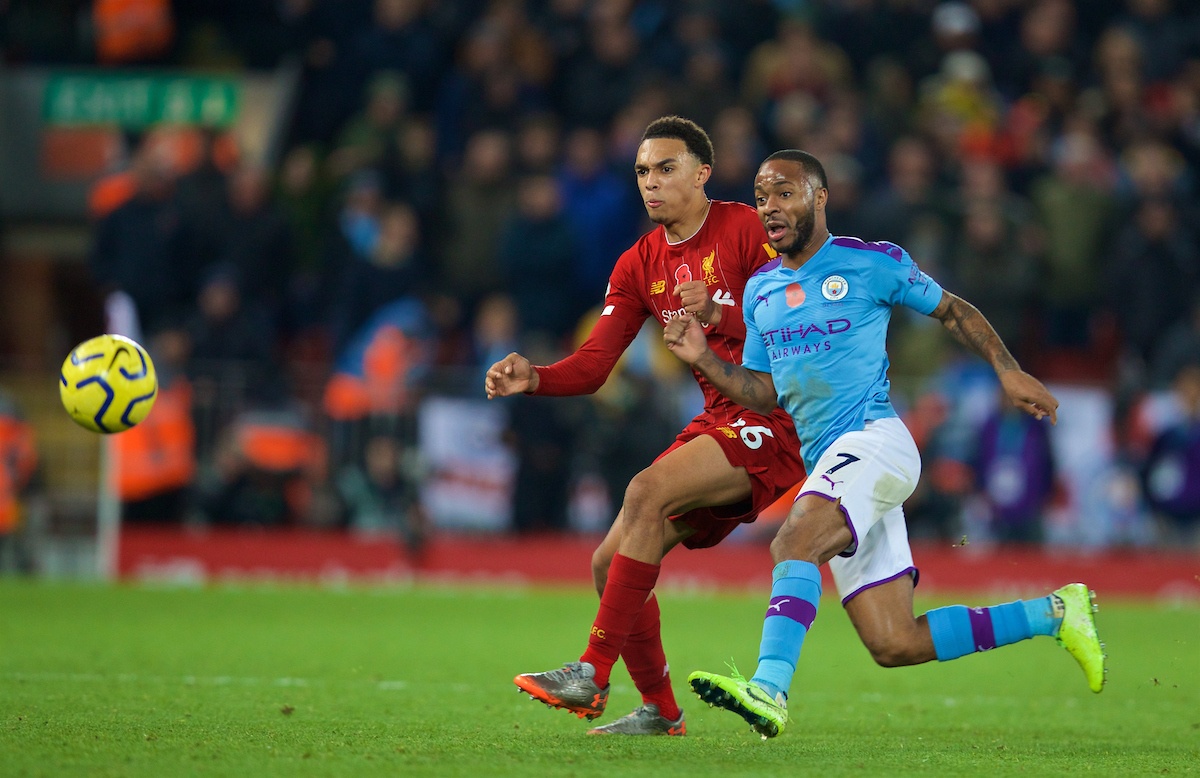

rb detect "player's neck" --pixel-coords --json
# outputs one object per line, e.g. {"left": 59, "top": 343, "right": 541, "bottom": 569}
{"left": 663, "top": 198, "right": 711, "bottom": 244}
{"left": 782, "top": 228, "right": 831, "bottom": 270}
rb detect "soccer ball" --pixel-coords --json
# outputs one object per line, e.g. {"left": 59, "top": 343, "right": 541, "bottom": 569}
{"left": 59, "top": 334, "right": 158, "bottom": 433}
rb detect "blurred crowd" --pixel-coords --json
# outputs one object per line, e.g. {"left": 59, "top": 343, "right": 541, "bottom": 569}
{"left": 4, "top": 0, "right": 1200, "bottom": 559}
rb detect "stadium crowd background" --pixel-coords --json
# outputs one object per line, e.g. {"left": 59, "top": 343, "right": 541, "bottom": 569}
{"left": 3, "top": 0, "right": 1200, "bottom": 572}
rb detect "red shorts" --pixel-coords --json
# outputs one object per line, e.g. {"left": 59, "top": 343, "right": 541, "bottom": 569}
{"left": 657, "top": 407, "right": 806, "bottom": 549}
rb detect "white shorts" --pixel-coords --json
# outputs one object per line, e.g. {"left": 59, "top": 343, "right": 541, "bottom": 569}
{"left": 799, "top": 416, "right": 922, "bottom": 604}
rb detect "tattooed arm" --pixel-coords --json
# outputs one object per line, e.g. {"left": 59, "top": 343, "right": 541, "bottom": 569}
{"left": 929, "top": 290, "right": 1059, "bottom": 423}
{"left": 664, "top": 315, "right": 779, "bottom": 415}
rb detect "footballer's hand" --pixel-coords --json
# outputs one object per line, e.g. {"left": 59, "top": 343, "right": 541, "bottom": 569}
{"left": 664, "top": 315, "right": 710, "bottom": 365}
{"left": 485, "top": 352, "right": 538, "bottom": 399}
{"left": 999, "top": 369, "right": 1059, "bottom": 424}
{"left": 674, "top": 280, "right": 719, "bottom": 326}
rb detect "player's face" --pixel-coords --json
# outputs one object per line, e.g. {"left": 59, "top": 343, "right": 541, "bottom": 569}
{"left": 634, "top": 138, "right": 708, "bottom": 226}
{"left": 754, "top": 159, "right": 827, "bottom": 256}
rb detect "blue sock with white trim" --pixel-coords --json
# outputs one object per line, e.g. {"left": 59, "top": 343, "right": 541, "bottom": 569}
{"left": 750, "top": 560, "right": 822, "bottom": 700}
{"left": 926, "top": 596, "right": 1061, "bottom": 661}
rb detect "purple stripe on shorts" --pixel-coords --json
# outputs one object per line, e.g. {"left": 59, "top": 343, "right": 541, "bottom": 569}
{"left": 968, "top": 606, "right": 996, "bottom": 651}
{"left": 765, "top": 596, "right": 817, "bottom": 628}
{"left": 840, "top": 566, "right": 918, "bottom": 606}
{"left": 797, "top": 490, "right": 858, "bottom": 557}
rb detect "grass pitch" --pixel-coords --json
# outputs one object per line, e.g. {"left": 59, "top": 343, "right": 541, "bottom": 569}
{"left": 2, "top": 580, "right": 1198, "bottom": 777}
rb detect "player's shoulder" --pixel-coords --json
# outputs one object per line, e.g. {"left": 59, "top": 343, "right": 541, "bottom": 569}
{"left": 619, "top": 228, "right": 662, "bottom": 265}
{"left": 829, "top": 235, "right": 911, "bottom": 264}
{"left": 748, "top": 259, "right": 787, "bottom": 298}
{"left": 708, "top": 199, "right": 760, "bottom": 227}
{"left": 749, "top": 256, "right": 783, "bottom": 281}
{"left": 611, "top": 228, "right": 667, "bottom": 289}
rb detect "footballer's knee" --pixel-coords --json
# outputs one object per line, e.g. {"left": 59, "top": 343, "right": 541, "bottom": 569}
{"left": 591, "top": 546, "right": 612, "bottom": 596}
{"left": 861, "top": 627, "right": 930, "bottom": 668}
{"left": 622, "top": 468, "right": 670, "bottom": 524}
{"left": 770, "top": 500, "right": 850, "bottom": 566}
{"left": 769, "top": 521, "right": 815, "bottom": 565}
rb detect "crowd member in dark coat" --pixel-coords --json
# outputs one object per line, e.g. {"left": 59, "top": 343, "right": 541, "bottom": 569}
{"left": 496, "top": 173, "right": 580, "bottom": 343}
{"left": 174, "top": 131, "right": 233, "bottom": 296}
{"left": 440, "top": 130, "right": 516, "bottom": 309}
{"left": 309, "top": 169, "right": 386, "bottom": 328}
{"left": 89, "top": 149, "right": 189, "bottom": 335}
{"left": 215, "top": 163, "right": 296, "bottom": 335}
{"left": 1106, "top": 197, "right": 1200, "bottom": 374}
{"left": 329, "top": 202, "right": 423, "bottom": 355}
{"left": 556, "top": 126, "right": 639, "bottom": 304}
{"left": 184, "top": 263, "right": 280, "bottom": 459}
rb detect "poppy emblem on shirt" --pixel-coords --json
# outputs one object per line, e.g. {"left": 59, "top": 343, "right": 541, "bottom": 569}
{"left": 785, "top": 283, "right": 805, "bottom": 308}
{"left": 675, "top": 264, "right": 693, "bottom": 286}
{"left": 821, "top": 275, "right": 849, "bottom": 301}
{"left": 650, "top": 280, "right": 666, "bottom": 295}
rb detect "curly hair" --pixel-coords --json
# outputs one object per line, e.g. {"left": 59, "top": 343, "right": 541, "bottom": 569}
{"left": 641, "top": 116, "right": 715, "bottom": 167}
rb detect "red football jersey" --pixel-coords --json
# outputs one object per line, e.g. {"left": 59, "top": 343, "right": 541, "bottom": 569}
{"left": 536, "top": 200, "right": 776, "bottom": 423}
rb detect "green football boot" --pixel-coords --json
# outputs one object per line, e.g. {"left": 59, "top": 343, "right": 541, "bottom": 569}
{"left": 688, "top": 668, "right": 788, "bottom": 739}
{"left": 1052, "top": 583, "right": 1107, "bottom": 693}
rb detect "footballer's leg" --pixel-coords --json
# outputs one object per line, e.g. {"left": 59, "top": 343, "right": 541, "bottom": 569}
{"left": 850, "top": 575, "right": 1106, "bottom": 693}
{"left": 845, "top": 575, "right": 934, "bottom": 667}
{"left": 589, "top": 506, "right": 695, "bottom": 596}
{"left": 511, "top": 512, "right": 632, "bottom": 721}
{"left": 517, "top": 436, "right": 750, "bottom": 723}
{"left": 689, "top": 493, "right": 843, "bottom": 738}
{"left": 921, "top": 583, "right": 1105, "bottom": 691}
{"left": 692, "top": 419, "right": 921, "bottom": 737}
{"left": 585, "top": 509, "right": 694, "bottom": 733}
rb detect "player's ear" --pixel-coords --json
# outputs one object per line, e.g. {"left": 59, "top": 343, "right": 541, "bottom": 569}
{"left": 814, "top": 186, "right": 829, "bottom": 211}
{"left": 695, "top": 163, "right": 712, "bottom": 188}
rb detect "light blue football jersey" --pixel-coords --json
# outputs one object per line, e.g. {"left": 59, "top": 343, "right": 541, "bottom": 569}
{"left": 742, "top": 235, "right": 944, "bottom": 471}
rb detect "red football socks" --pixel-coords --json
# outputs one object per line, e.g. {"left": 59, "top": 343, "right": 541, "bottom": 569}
{"left": 580, "top": 553, "right": 660, "bottom": 688}
{"left": 621, "top": 592, "right": 680, "bottom": 721}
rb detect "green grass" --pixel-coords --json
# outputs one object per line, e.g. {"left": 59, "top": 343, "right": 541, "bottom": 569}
{"left": 1, "top": 581, "right": 1198, "bottom": 777}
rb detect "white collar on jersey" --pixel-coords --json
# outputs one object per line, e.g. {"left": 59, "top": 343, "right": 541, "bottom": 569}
{"left": 664, "top": 199, "right": 713, "bottom": 246}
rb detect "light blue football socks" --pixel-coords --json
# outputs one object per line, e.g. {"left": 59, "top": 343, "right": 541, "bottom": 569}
{"left": 747, "top": 565, "right": 1066, "bottom": 691}
{"left": 751, "top": 560, "right": 823, "bottom": 700}
{"left": 927, "top": 595, "right": 1062, "bottom": 661}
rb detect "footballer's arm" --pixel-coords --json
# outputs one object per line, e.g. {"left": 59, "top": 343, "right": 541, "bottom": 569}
{"left": 664, "top": 315, "right": 778, "bottom": 416}
{"left": 929, "top": 290, "right": 1058, "bottom": 424}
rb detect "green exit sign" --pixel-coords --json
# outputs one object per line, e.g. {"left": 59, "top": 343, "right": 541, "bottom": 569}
{"left": 43, "top": 73, "right": 240, "bottom": 128}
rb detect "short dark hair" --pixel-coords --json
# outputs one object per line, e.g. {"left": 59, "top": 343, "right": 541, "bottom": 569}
{"left": 641, "top": 116, "right": 715, "bottom": 167}
{"left": 764, "top": 149, "right": 828, "bottom": 190}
